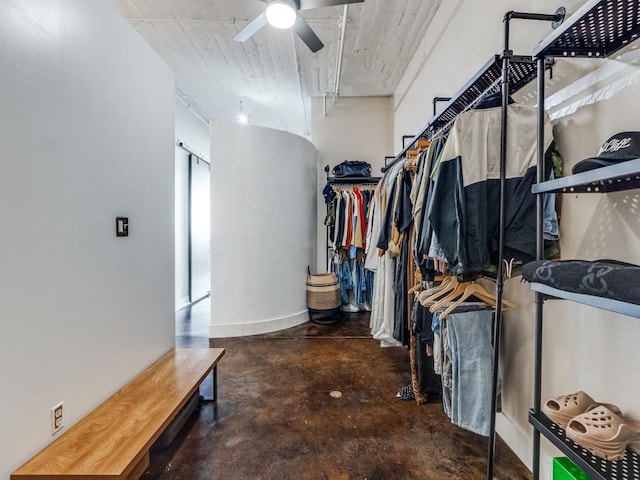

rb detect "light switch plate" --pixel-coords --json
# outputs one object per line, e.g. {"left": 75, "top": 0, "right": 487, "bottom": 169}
{"left": 116, "top": 217, "right": 129, "bottom": 237}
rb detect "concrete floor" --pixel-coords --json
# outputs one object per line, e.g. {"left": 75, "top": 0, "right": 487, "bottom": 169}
{"left": 143, "top": 299, "right": 531, "bottom": 480}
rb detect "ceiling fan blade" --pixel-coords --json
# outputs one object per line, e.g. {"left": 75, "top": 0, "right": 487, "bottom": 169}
{"left": 233, "top": 12, "right": 268, "bottom": 42}
{"left": 298, "top": 0, "right": 364, "bottom": 11}
{"left": 293, "top": 15, "right": 324, "bottom": 52}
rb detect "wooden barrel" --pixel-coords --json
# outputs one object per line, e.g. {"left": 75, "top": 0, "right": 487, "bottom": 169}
{"left": 306, "top": 272, "right": 341, "bottom": 324}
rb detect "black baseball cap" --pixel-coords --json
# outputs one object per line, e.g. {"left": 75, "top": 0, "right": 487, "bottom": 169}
{"left": 572, "top": 131, "right": 640, "bottom": 174}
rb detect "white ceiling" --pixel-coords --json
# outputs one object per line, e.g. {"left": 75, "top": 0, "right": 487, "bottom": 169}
{"left": 110, "top": 0, "right": 441, "bottom": 137}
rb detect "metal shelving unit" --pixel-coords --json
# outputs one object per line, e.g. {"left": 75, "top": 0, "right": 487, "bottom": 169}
{"left": 531, "top": 2, "right": 640, "bottom": 479}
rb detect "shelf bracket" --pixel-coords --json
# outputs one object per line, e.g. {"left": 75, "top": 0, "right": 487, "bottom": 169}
{"left": 383, "top": 156, "right": 395, "bottom": 169}
{"left": 401, "top": 135, "right": 415, "bottom": 149}
{"left": 432, "top": 97, "right": 452, "bottom": 116}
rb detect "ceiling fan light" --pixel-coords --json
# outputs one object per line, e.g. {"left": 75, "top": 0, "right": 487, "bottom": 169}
{"left": 265, "top": 0, "right": 297, "bottom": 29}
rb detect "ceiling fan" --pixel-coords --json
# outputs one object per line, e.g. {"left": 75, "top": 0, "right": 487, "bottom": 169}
{"left": 233, "top": 0, "right": 365, "bottom": 53}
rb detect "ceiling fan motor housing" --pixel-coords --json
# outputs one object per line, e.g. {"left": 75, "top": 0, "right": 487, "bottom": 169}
{"left": 265, "top": 0, "right": 298, "bottom": 29}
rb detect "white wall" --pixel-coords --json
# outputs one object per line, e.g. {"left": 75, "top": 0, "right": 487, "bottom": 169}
{"left": 310, "top": 96, "right": 393, "bottom": 271}
{"left": 394, "top": 2, "right": 640, "bottom": 479}
{"left": 0, "top": 1, "right": 175, "bottom": 478}
{"left": 209, "top": 122, "right": 318, "bottom": 337}
{"left": 394, "top": 0, "right": 584, "bottom": 154}
{"left": 175, "top": 99, "right": 210, "bottom": 309}
{"left": 176, "top": 98, "right": 210, "bottom": 159}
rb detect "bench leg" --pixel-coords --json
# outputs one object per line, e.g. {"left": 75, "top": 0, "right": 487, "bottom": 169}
{"left": 201, "top": 365, "right": 218, "bottom": 403}
{"left": 213, "top": 365, "right": 217, "bottom": 401}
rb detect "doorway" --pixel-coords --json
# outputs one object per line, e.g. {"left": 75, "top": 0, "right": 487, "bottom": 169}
{"left": 189, "top": 153, "right": 211, "bottom": 302}
{"left": 175, "top": 146, "right": 211, "bottom": 310}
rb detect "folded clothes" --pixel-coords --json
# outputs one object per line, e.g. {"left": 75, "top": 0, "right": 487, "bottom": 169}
{"left": 522, "top": 259, "right": 640, "bottom": 305}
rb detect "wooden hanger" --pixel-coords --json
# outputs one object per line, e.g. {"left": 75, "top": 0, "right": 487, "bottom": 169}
{"left": 419, "top": 276, "right": 457, "bottom": 306}
{"left": 428, "top": 281, "right": 469, "bottom": 313}
{"left": 438, "top": 282, "right": 516, "bottom": 319}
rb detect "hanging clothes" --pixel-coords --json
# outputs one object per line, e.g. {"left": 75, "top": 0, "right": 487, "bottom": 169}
{"left": 366, "top": 91, "right": 565, "bottom": 442}
{"left": 369, "top": 161, "right": 405, "bottom": 346}
{"left": 427, "top": 97, "right": 557, "bottom": 277}
{"left": 412, "top": 302, "right": 442, "bottom": 397}
{"left": 392, "top": 168, "right": 414, "bottom": 346}
{"left": 324, "top": 182, "right": 378, "bottom": 311}
{"left": 364, "top": 183, "right": 382, "bottom": 271}
{"left": 414, "top": 135, "right": 447, "bottom": 280}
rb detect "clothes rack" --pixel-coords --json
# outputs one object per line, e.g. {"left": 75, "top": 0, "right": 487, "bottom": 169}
{"left": 371, "top": 8, "right": 565, "bottom": 479}
{"left": 323, "top": 165, "right": 379, "bottom": 303}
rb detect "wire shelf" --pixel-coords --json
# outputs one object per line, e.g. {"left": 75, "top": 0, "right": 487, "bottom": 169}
{"left": 530, "top": 410, "right": 640, "bottom": 480}
{"left": 530, "top": 282, "right": 640, "bottom": 319}
{"left": 532, "top": 158, "right": 640, "bottom": 194}
{"left": 533, "top": 0, "right": 640, "bottom": 58}
{"left": 326, "top": 176, "right": 381, "bottom": 184}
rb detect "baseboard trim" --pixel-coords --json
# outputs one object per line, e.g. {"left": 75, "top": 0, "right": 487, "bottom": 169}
{"left": 209, "top": 310, "right": 309, "bottom": 338}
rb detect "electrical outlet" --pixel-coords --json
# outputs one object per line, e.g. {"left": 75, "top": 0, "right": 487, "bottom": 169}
{"left": 51, "top": 402, "right": 64, "bottom": 435}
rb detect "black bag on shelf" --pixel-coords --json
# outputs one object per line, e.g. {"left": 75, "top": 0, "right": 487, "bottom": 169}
{"left": 332, "top": 160, "right": 372, "bottom": 178}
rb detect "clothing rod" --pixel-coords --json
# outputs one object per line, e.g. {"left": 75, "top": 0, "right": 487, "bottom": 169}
{"left": 178, "top": 141, "right": 210, "bottom": 166}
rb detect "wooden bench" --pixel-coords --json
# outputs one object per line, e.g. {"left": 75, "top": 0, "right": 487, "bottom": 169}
{"left": 11, "top": 347, "right": 225, "bottom": 480}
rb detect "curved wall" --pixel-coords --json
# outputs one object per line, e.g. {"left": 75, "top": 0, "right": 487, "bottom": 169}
{"left": 210, "top": 122, "right": 318, "bottom": 337}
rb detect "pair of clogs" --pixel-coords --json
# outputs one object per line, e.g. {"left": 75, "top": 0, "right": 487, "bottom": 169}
{"left": 543, "top": 391, "right": 640, "bottom": 461}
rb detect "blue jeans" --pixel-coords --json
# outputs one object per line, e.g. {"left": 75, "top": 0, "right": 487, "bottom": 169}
{"left": 364, "top": 269, "right": 374, "bottom": 304}
{"left": 442, "top": 309, "right": 494, "bottom": 436}
{"left": 337, "top": 261, "right": 353, "bottom": 305}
